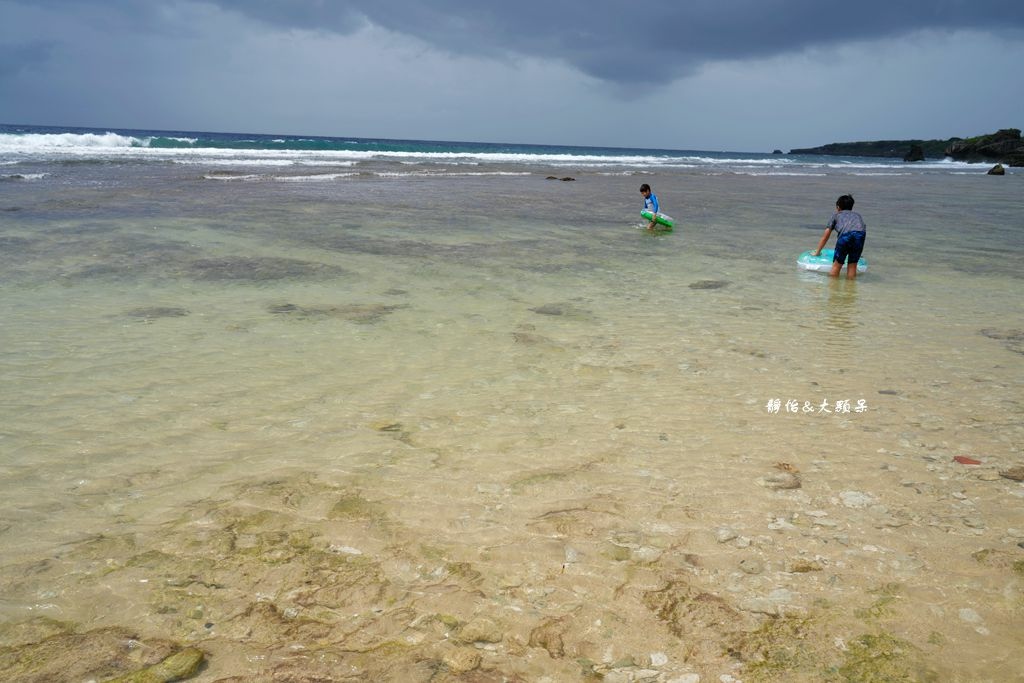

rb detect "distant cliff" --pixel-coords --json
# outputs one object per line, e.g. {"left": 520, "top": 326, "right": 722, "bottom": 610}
{"left": 944, "top": 129, "right": 1024, "bottom": 166}
{"left": 790, "top": 129, "right": 1024, "bottom": 166}
{"left": 789, "top": 138, "right": 950, "bottom": 159}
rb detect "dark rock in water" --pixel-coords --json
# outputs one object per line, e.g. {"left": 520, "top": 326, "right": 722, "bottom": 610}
{"left": 999, "top": 466, "right": 1024, "bottom": 482}
{"left": 987, "top": 163, "right": 1005, "bottom": 175}
{"left": 530, "top": 303, "right": 567, "bottom": 316}
{"left": 688, "top": 280, "right": 730, "bottom": 290}
{"left": 980, "top": 328, "right": 1024, "bottom": 354}
{"left": 269, "top": 302, "right": 406, "bottom": 324}
{"left": 528, "top": 301, "right": 591, "bottom": 319}
{"left": 124, "top": 306, "right": 189, "bottom": 320}
{"left": 187, "top": 256, "right": 344, "bottom": 282}
{"left": 903, "top": 144, "right": 925, "bottom": 162}
{"left": 878, "top": 389, "right": 901, "bottom": 395}
{"left": 545, "top": 176, "right": 559, "bottom": 180}
{"left": 980, "top": 328, "right": 1023, "bottom": 341}
{"left": 761, "top": 471, "right": 802, "bottom": 489}
{"left": 512, "top": 331, "right": 550, "bottom": 345}
{"left": 560, "top": 177, "right": 575, "bottom": 182}
{"left": 772, "top": 149, "right": 783, "bottom": 154}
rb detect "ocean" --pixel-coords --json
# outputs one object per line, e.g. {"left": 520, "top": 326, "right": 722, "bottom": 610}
{"left": 1, "top": 123, "right": 1022, "bottom": 681}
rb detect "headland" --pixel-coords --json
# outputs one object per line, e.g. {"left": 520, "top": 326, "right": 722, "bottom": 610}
{"left": 790, "top": 128, "right": 1024, "bottom": 165}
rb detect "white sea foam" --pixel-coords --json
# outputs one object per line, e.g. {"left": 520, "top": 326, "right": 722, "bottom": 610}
{"left": 371, "top": 170, "right": 531, "bottom": 178}
{"left": 0, "top": 133, "right": 780, "bottom": 168}
{"left": 1, "top": 172, "right": 48, "bottom": 180}
{"left": 176, "top": 158, "right": 297, "bottom": 167}
{"left": 273, "top": 173, "right": 359, "bottom": 182}
{"left": 0, "top": 131, "right": 985, "bottom": 176}
{"left": 0, "top": 132, "right": 147, "bottom": 151}
{"left": 851, "top": 172, "right": 910, "bottom": 176}
{"left": 294, "top": 160, "right": 357, "bottom": 167}
{"left": 202, "top": 173, "right": 261, "bottom": 181}
{"left": 737, "top": 171, "right": 827, "bottom": 177}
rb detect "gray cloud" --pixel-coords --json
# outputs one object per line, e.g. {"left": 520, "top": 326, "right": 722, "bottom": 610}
{"left": 184, "top": 1, "right": 1024, "bottom": 83}
{"left": 2, "top": 0, "right": 1022, "bottom": 149}
{"left": 13, "top": 0, "right": 1024, "bottom": 84}
{"left": 0, "top": 41, "right": 54, "bottom": 79}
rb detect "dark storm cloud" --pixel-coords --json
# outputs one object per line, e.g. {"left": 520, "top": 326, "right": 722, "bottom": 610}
{"left": 12, "top": 0, "right": 1024, "bottom": 84}
{"left": 203, "top": 0, "right": 1024, "bottom": 83}
{"left": 0, "top": 41, "right": 53, "bottom": 79}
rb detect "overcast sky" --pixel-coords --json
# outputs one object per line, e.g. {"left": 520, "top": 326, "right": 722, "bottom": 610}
{"left": 2, "top": 1, "right": 1022, "bottom": 151}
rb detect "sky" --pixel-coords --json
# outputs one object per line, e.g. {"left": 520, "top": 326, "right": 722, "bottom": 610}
{"left": 1, "top": 0, "right": 1023, "bottom": 151}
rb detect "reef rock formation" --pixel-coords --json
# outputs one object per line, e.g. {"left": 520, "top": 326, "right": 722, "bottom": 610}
{"left": 903, "top": 144, "right": 925, "bottom": 162}
{"left": 945, "top": 129, "right": 1024, "bottom": 167}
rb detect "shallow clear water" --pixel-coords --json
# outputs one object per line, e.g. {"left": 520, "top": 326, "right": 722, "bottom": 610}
{"left": 1, "top": 156, "right": 1022, "bottom": 680}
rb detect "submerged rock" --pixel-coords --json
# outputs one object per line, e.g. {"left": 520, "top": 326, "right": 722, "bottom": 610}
{"left": 837, "top": 633, "right": 937, "bottom": 682}
{"left": 456, "top": 617, "right": 503, "bottom": 644}
{"left": 0, "top": 627, "right": 180, "bottom": 683}
{"left": 512, "top": 331, "right": 554, "bottom": 346}
{"left": 528, "top": 302, "right": 590, "bottom": 318}
{"left": 530, "top": 303, "right": 568, "bottom": 316}
{"left": 269, "top": 302, "right": 406, "bottom": 323}
{"left": 123, "top": 306, "right": 189, "bottom": 320}
{"left": 999, "top": 466, "right": 1024, "bottom": 481}
{"left": 739, "top": 558, "right": 764, "bottom": 575}
{"left": 441, "top": 646, "right": 481, "bottom": 673}
{"left": 760, "top": 472, "right": 802, "bottom": 490}
{"left": 188, "top": 256, "right": 344, "bottom": 282}
{"left": 528, "top": 617, "right": 567, "bottom": 658}
{"left": 688, "top": 280, "right": 730, "bottom": 290}
{"left": 839, "top": 491, "right": 875, "bottom": 508}
{"left": 105, "top": 648, "right": 205, "bottom": 683}
{"left": 980, "top": 328, "right": 1024, "bottom": 355}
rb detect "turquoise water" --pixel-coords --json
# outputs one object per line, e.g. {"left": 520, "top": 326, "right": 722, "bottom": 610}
{"left": 1, "top": 126, "right": 1022, "bottom": 680}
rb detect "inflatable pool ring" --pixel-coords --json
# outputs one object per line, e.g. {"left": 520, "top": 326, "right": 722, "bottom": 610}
{"left": 641, "top": 209, "right": 674, "bottom": 229}
{"left": 797, "top": 248, "right": 867, "bottom": 273}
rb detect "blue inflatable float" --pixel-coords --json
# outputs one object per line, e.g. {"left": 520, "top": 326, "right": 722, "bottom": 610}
{"left": 797, "top": 248, "right": 867, "bottom": 273}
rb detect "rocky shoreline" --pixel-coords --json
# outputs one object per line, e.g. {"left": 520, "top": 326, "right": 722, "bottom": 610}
{"left": 790, "top": 128, "right": 1024, "bottom": 166}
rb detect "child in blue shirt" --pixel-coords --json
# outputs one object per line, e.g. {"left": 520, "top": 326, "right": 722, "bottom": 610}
{"left": 640, "top": 183, "right": 660, "bottom": 231}
{"left": 811, "top": 194, "right": 867, "bottom": 279}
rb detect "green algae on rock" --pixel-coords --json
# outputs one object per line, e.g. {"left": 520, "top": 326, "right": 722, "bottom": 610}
{"left": 0, "top": 627, "right": 180, "bottom": 683}
{"left": 104, "top": 647, "right": 205, "bottom": 683}
{"left": 837, "top": 633, "right": 938, "bottom": 683}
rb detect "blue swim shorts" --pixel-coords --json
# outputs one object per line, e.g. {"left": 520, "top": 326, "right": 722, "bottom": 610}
{"left": 834, "top": 231, "right": 866, "bottom": 264}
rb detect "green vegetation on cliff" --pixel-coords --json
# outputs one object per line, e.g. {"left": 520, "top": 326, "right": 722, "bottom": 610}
{"left": 790, "top": 128, "right": 1024, "bottom": 165}
{"left": 789, "top": 138, "right": 953, "bottom": 159}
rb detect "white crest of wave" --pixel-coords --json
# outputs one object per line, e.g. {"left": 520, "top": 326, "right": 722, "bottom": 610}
{"left": 274, "top": 172, "right": 359, "bottom": 182}
{"left": 0, "top": 132, "right": 147, "bottom": 151}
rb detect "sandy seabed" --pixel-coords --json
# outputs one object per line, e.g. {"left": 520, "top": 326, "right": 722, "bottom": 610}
{"left": 1, "top": 169, "right": 1022, "bottom": 682}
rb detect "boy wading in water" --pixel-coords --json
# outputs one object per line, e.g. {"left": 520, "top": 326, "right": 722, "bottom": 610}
{"left": 640, "top": 183, "right": 662, "bottom": 231}
{"left": 811, "top": 194, "right": 866, "bottom": 279}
